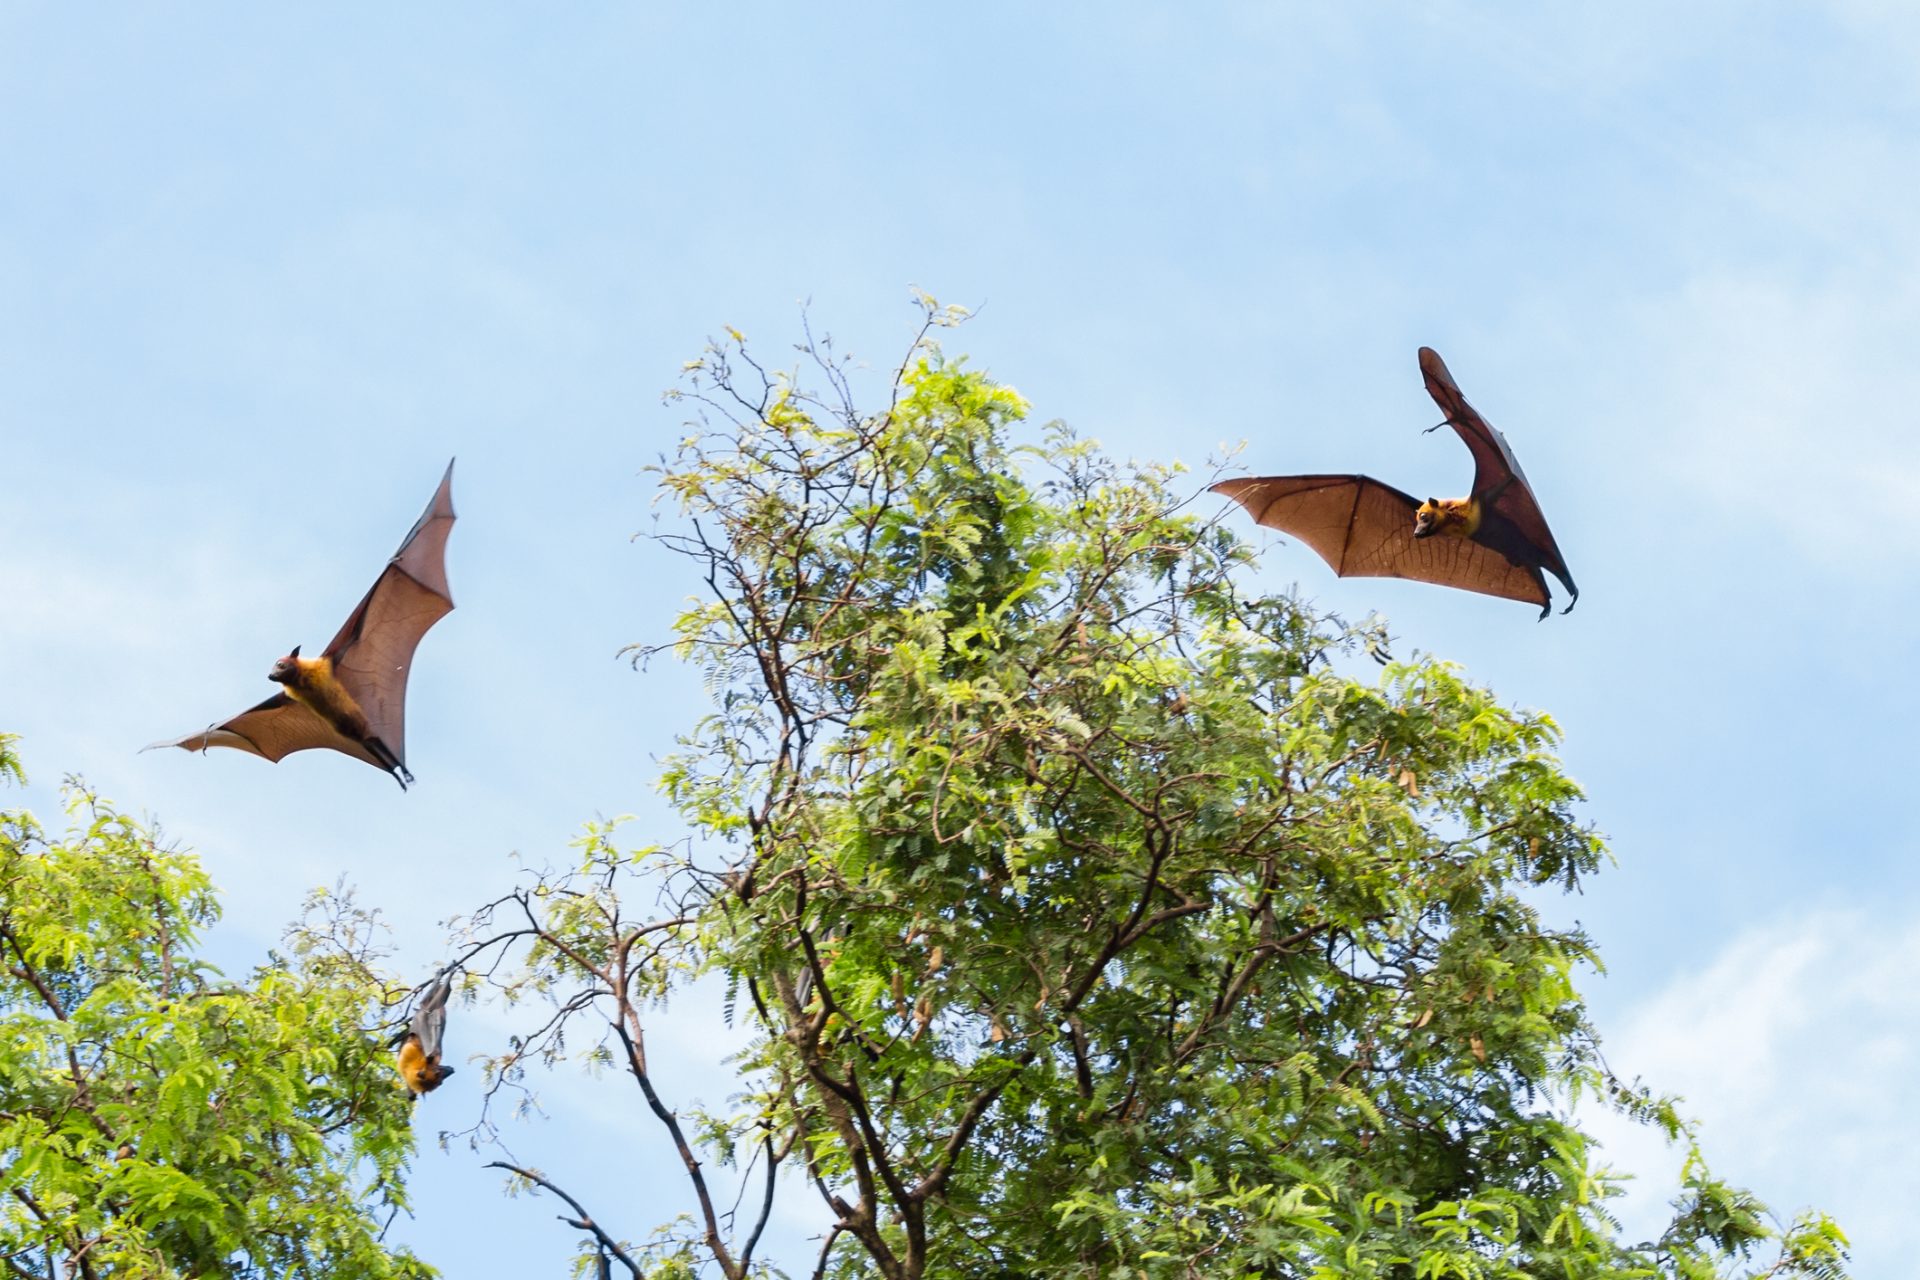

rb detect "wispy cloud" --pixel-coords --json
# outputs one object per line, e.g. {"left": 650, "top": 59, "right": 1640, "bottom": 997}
{"left": 1584, "top": 908, "right": 1920, "bottom": 1269}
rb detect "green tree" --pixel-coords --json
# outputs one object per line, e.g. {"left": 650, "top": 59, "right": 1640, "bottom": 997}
{"left": 0, "top": 735, "right": 433, "bottom": 1279}
{"left": 462, "top": 305, "right": 1848, "bottom": 1279}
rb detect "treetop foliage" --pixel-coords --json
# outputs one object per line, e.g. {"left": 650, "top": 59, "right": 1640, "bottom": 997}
{"left": 451, "top": 301, "right": 1848, "bottom": 1280}
{"left": 0, "top": 743, "right": 434, "bottom": 1280}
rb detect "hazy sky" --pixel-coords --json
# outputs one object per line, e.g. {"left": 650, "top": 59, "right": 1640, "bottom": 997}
{"left": 4, "top": 3, "right": 1916, "bottom": 1272}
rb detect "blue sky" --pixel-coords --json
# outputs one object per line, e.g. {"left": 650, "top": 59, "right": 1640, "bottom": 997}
{"left": 4, "top": 2, "right": 1916, "bottom": 1272}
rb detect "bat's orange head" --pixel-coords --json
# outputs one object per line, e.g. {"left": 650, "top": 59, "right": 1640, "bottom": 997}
{"left": 267, "top": 646, "right": 302, "bottom": 685}
{"left": 397, "top": 1033, "right": 456, "bottom": 1098}
{"left": 1413, "top": 497, "right": 1479, "bottom": 540}
{"left": 407, "top": 1062, "right": 455, "bottom": 1096}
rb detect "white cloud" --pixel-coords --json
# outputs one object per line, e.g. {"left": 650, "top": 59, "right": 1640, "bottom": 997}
{"left": 1583, "top": 908, "right": 1920, "bottom": 1270}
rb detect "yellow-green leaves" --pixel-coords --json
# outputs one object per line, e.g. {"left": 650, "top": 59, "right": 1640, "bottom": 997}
{"left": 597, "top": 305, "right": 1845, "bottom": 1279}
{"left": 0, "top": 758, "right": 432, "bottom": 1279}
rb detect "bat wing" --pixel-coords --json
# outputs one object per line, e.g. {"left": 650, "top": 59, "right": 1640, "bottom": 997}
{"left": 412, "top": 973, "right": 452, "bottom": 1060}
{"left": 1210, "top": 474, "right": 1552, "bottom": 610}
{"left": 1418, "top": 348, "right": 1577, "bottom": 607}
{"left": 145, "top": 693, "right": 388, "bottom": 770}
{"left": 322, "top": 460, "right": 457, "bottom": 772}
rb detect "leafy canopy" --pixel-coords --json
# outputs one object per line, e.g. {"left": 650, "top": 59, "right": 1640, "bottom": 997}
{"left": 465, "top": 305, "right": 1847, "bottom": 1280}
{"left": 0, "top": 735, "right": 434, "bottom": 1280}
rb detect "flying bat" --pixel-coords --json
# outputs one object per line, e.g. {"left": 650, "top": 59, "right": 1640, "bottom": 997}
{"left": 147, "top": 460, "right": 456, "bottom": 787}
{"left": 1210, "top": 348, "right": 1577, "bottom": 618}
{"left": 396, "top": 971, "right": 456, "bottom": 1099}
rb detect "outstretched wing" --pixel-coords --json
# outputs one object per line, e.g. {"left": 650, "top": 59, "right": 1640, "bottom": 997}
{"left": 144, "top": 693, "right": 388, "bottom": 769}
{"left": 1417, "top": 348, "right": 1577, "bottom": 606}
{"left": 323, "top": 460, "right": 457, "bottom": 771}
{"left": 411, "top": 973, "right": 452, "bottom": 1060}
{"left": 1210, "top": 474, "right": 1552, "bottom": 611}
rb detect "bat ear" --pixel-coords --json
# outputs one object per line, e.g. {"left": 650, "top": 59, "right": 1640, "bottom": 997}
{"left": 1426, "top": 497, "right": 1438, "bottom": 506}
{"left": 289, "top": 645, "right": 301, "bottom": 659}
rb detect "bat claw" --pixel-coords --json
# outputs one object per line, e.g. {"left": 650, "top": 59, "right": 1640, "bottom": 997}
{"left": 363, "top": 736, "right": 413, "bottom": 789}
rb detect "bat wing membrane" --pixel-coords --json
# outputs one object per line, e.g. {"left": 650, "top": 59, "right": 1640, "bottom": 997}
{"left": 1210, "top": 474, "right": 1551, "bottom": 610}
{"left": 412, "top": 974, "right": 452, "bottom": 1060}
{"left": 323, "top": 460, "right": 457, "bottom": 770}
{"left": 1418, "top": 348, "right": 1577, "bottom": 604}
{"left": 145, "top": 693, "right": 388, "bottom": 769}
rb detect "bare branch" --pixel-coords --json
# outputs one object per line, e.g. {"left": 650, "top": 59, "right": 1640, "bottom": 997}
{"left": 485, "top": 1163, "right": 644, "bottom": 1279}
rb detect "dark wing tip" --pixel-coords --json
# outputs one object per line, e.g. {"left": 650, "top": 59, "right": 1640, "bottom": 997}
{"left": 1533, "top": 581, "right": 1580, "bottom": 621}
{"left": 1418, "top": 347, "right": 1454, "bottom": 385}
{"left": 403, "top": 459, "right": 456, "bottom": 532}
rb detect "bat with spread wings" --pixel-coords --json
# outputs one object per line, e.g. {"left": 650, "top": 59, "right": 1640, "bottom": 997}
{"left": 396, "top": 971, "right": 456, "bottom": 1099}
{"left": 147, "top": 460, "right": 456, "bottom": 787}
{"left": 1210, "top": 348, "right": 1577, "bottom": 618}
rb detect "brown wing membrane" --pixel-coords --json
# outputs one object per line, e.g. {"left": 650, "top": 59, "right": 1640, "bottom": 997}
{"left": 1417, "top": 348, "right": 1577, "bottom": 606}
{"left": 1210, "top": 474, "right": 1551, "bottom": 610}
{"left": 322, "top": 460, "right": 457, "bottom": 772}
{"left": 144, "top": 694, "right": 388, "bottom": 770}
{"left": 147, "top": 460, "right": 456, "bottom": 779}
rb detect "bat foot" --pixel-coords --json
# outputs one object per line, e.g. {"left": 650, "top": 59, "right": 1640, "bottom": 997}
{"left": 364, "top": 736, "right": 413, "bottom": 789}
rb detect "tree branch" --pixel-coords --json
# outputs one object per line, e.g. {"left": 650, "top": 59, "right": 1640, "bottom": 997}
{"left": 609, "top": 1012, "right": 741, "bottom": 1278}
{"left": 485, "top": 1163, "right": 644, "bottom": 1279}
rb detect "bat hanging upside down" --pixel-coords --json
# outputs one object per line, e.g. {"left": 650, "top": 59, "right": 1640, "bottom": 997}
{"left": 1211, "top": 349, "right": 1577, "bottom": 618}
{"left": 146, "top": 460, "right": 457, "bottom": 788}
{"left": 397, "top": 971, "right": 457, "bottom": 1099}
